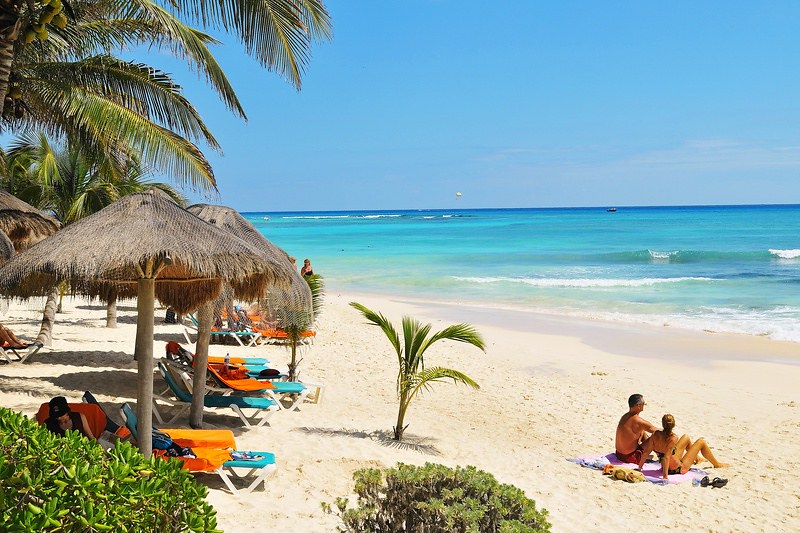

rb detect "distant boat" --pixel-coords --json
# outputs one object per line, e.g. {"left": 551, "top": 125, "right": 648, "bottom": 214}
{"left": 606, "top": 208, "right": 617, "bottom": 212}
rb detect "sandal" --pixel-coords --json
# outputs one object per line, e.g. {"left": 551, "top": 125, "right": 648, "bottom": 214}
{"left": 710, "top": 477, "right": 728, "bottom": 489}
{"left": 699, "top": 476, "right": 710, "bottom": 487}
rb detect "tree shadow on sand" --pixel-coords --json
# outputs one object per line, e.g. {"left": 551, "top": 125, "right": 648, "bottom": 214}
{"left": 0, "top": 369, "right": 137, "bottom": 402}
{"left": 295, "top": 427, "right": 442, "bottom": 456}
{"left": 21, "top": 350, "right": 136, "bottom": 369}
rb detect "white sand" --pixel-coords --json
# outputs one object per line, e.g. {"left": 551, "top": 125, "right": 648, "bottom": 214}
{"left": 1, "top": 292, "right": 799, "bottom": 532}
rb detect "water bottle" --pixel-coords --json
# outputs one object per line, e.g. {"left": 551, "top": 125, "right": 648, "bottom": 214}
{"left": 692, "top": 477, "right": 701, "bottom": 487}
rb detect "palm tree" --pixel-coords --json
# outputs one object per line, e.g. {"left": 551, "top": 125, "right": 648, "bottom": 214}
{"left": 1, "top": 132, "right": 185, "bottom": 336}
{"left": 268, "top": 273, "right": 324, "bottom": 381}
{"left": 350, "top": 302, "right": 486, "bottom": 441}
{"left": 0, "top": 1, "right": 331, "bottom": 192}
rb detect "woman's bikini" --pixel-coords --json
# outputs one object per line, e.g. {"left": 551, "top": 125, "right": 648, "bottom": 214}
{"left": 656, "top": 445, "right": 683, "bottom": 475}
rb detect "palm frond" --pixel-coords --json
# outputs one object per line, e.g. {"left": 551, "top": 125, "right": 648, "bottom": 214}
{"left": 172, "top": 0, "right": 332, "bottom": 89}
{"left": 425, "top": 323, "right": 487, "bottom": 352}
{"left": 350, "top": 301, "right": 402, "bottom": 360}
{"left": 403, "top": 366, "right": 480, "bottom": 403}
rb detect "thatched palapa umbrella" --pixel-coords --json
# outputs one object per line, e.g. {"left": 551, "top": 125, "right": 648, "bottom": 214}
{"left": 0, "top": 190, "right": 61, "bottom": 345}
{"left": 0, "top": 190, "right": 295, "bottom": 457}
{"left": 0, "top": 231, "right": 13, "bottom": 265}
{"left": 0, "top": 190, "right": 60, "bottom": 252}
{"left": 186, "top": 204, "right": 313, "bottom": 420}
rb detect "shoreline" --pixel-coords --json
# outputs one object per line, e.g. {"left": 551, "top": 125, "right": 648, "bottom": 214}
{"left": 1, "top": 292, "right": 799, "bottom": 531}
{"left": 338, "top": 287, "right": 800, "bottom": 367}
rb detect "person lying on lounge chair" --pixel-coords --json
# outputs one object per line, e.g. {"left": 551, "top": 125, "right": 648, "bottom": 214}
{"left": 43, "top": 396, "right": 96, "bottom": 441}
{"left": 0, "top": 324, "right": 26, "bottom": 348}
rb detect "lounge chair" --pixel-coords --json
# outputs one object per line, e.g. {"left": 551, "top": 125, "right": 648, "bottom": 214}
{"left": 165, "top": 340, "right": 271, "bottom": 368}
{"left": 204, "top": 363, "right": 310, "bottom": 412}
{"left": 1, "top": 340, "right": 44, "bottom": 363}
{"left": 250, "top": 324, "right": 316, "bottom": 345}
{"left": 120, "top": 403, "right": 276, "bottom": 494}
{"left": 35, "top": 402, "right": 108, "bottom": 437}
{"left": 182, "top": 313, "right": 261, "bottom": 347}
{"left": 155, "top": 360, "right": 278, "bottom": 427}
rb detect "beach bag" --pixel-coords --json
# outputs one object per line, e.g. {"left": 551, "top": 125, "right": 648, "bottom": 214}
{"left": 152, "top": 429, "right": 175, "bottom": 450}
{"left": 164, "top": 308, "right": 176, "bottom": 324}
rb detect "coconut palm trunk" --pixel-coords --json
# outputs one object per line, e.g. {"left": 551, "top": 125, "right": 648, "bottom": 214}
{"left": 394, "top": 390, "right": 411, "bottom": 440}
{"left": 0, "top": 6, "right": 21, "bottom": 104}
{"left": 106, "top": 288, "right": 117, "bottom": 328}
{"left": 35, "top": 288, "right": 58, "bottom": 347}
{"left": 190, "top": 304, "right": 213, "bottom": 429}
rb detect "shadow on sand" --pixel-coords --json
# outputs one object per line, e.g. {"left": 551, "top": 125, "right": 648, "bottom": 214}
{"left": 296, "top": 427, "right": 441, "bottom": 456}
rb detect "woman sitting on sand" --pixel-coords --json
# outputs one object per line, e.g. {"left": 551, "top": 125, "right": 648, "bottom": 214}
{"left": 638, "top": 414, "right": 729, "bottom": 479}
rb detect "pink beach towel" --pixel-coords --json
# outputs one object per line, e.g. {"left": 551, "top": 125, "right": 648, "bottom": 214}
{"left": 568, "top": 453, "right": 708, "bottom": 485}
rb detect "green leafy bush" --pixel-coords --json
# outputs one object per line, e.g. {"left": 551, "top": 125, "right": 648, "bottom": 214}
{"left": 0, "top": 407, "right": 219, "bottom": 532}
{"left": 327, "top": 462, "right": 551, "bottom": 532}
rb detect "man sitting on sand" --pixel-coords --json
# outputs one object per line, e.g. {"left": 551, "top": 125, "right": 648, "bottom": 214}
{"left": 615, "top": 393, "right": 658, "bottom": 463}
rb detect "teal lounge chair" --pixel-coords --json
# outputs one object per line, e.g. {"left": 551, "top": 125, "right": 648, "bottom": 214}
{"left": 182, "top": 314, "right": 261, "bottom": 347}
{"left": 155, "top": 361, "right": 278, "bottom": 427}
{"left": 121, "top": 403, "right": 276, "bottom": 494}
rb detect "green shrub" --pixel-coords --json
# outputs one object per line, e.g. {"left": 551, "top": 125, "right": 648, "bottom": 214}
{"left": 327, "top": 462, "right": 551, "bottom": 532}
{"left": 0, "top": 407, "right": 219, "bottom": 532}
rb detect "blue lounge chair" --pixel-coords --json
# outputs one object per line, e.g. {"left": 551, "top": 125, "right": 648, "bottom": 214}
{"left": 121, "top": 403, "right": 276, "bottom": 494}
{"left": 182, "top": 314, "right": 261, "bottom": 347}
{"left": 154, "top": 361, "right": 278, "bottom": 427}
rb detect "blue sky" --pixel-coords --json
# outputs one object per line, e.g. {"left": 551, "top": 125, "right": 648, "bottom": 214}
{"left": 157, "top": 2, "right": 800, "bottom": 211}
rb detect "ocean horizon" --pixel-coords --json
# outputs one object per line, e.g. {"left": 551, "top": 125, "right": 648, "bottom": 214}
{"left": 242, "top": 204, "right": 800, "bottom": 343}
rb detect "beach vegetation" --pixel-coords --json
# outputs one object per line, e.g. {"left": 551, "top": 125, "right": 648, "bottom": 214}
{"left": 0, "top": 407, "right": 220, "bottom": 532}
{"left": 350, "top": 302, "right": 485, "bottom": 441}
{"left": 326, "top": 462, "right": 551, "bottom": 532}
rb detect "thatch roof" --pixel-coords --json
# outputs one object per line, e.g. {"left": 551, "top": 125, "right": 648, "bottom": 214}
{"left": 0, "top": 231, "right": 13, "bottom": 265}
{"left": 187, "top": 204, "right": 313, "bottom": 322}
{"left": 0, "top": 190, "right": 60, "bottom": 251}
{"left": 0, "top": 191, "right": 296, "bottom": 313}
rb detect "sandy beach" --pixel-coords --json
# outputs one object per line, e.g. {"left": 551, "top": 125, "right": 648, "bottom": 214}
{"left": 1, "top": 291, "right": 799, "bottom": 532}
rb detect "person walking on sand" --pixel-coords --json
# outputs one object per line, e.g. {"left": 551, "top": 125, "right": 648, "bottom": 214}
{"left": 638, "top": 413, "right": 729, "bottom": 479}
{"left": 615, "top": 394, "right": 658, "bottom": 463}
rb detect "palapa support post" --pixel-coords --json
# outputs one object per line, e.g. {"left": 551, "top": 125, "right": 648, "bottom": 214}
{"left": 134, "top": 277, "right": 155, "bottom": 459}
{"left": 190, "top": 304, "right": 213, "bottom": 428}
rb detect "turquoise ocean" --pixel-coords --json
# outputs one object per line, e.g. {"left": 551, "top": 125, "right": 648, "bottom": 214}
{"left": 243, "top": 205, "right": 800, "bottom": 343}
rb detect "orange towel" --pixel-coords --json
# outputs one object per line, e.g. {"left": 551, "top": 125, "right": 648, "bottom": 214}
{"left": 164, "top": 429, "right": 236, "bottom": 450}
{"left": 155, "top": 448, "right": 232, "bottom": 472}
{"left": 208, "top": 363, "right": 275, "bottom": 391}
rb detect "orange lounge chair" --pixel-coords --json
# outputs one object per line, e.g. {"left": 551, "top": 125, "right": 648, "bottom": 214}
{"left": 35, "top": 402, "right": 108, "bottom": 438}
{"left": 121, "top": 403, "right": 276, "bottom": 494}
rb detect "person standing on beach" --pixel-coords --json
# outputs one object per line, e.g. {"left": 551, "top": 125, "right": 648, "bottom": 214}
{"left": 289, "top": 256, "right": 298, "bottom": 271}
{"left": 301, "top": 258, "right": 314, "bottom": 277}
{"left": 615, "top": 394, "right": 657, "bottom": 463}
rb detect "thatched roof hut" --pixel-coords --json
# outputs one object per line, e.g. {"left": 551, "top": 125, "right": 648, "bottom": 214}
{"left": 0, "top": 190, "right": 295, "bottom": 456}
{"left": 0, "top": 190, "right": 59, "bottom": 251}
